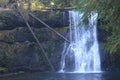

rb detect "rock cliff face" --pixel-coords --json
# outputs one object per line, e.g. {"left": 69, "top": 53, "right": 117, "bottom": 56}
{"left": 0, "top": 10, "right": 69, "bottom": 30}
{"left": 0, "top": 10, "right": 69, "bottom": 72}
{"left": 0, "top": 27, "right": 68, "bottom": 72}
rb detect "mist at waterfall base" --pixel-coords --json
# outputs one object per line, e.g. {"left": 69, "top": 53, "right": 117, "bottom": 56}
{"left": 59, "top": 11, "right": 101, "bottom": 73}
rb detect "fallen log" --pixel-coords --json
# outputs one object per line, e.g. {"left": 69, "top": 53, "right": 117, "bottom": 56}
{"left": 15, "top": 5, "right": 55, "bottom": 72}
{"left": 29, "top": 13, "right": 70, "bottom": 43}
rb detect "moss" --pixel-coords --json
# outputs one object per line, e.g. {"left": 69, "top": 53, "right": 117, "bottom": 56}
{"left": 33, "top": 10, "right": 61, "bottom": 21}
{"left": 0, "top": 67, "right": 8, "bottom": 73}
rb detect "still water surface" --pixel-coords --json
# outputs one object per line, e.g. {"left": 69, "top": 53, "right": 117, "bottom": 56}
{"left": 0, "top": 72, "right": 120, "bottom": 80}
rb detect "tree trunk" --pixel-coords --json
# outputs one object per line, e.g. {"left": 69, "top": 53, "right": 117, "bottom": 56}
{"left": 28, "top": 0, "right": 31, "bottom": 11}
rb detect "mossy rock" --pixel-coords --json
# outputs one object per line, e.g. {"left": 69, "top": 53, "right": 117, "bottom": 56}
{"left": 0, "top": 67, "right": 8, "bottom": 73}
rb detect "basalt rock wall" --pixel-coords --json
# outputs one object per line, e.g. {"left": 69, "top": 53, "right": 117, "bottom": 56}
{"left": 0, "top": 10, "right": 69, "bottom": 30}
{"left": 0, "top": 27, "right": 68, "bottom": 73}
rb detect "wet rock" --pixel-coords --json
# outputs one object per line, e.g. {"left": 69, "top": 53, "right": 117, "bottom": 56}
{"left": 0, "top": 27, "right": 68, "bottom": 72}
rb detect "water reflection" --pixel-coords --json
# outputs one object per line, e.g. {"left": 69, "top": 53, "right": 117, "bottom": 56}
{"left": 59, "top": 73, "right": 103, "bottom": 80}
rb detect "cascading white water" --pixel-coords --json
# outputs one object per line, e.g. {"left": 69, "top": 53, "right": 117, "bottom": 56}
{"left": 59, "top": 11, "right": 101, "bottom": 73}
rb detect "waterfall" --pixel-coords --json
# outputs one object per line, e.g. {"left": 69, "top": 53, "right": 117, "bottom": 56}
{"left": 59, "top": 11, "right": 101, "bottom": 73}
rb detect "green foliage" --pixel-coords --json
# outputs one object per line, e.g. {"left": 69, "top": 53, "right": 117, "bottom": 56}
{"left": 0, "top": 51, "right": 14, "bottom": 68}
{"left": 104, "top": 35, "right": 120, "bottom": 54}
{"left": 24, "top": 0, "right": 45, "bottom": 11}
{"left": 96, "top": 0, "right": 120, "bottom": 54}
{"left": 0, "top": 0, "right": 9, "bottom": 4}
{"left": 38, "top": 0, "right": 76, "bottom": 8}
{"left": 0, "top": 67, "right": 8, "bottom": 73}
